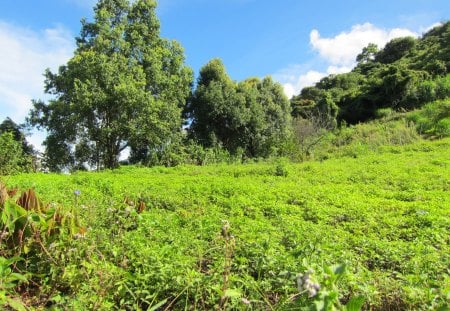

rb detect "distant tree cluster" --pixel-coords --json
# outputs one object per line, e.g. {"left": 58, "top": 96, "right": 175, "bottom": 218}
{"left": 291, "top": 22, "right": 450, "bottom": 124}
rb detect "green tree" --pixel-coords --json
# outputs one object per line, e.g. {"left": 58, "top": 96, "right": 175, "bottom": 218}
{"left": 187, "top": 59, "right": 240, "bottom": 150}
{"left": 0, "top": 118, "right": 34, "bottom": 173}
{"left": 0, "top": 118, "right": 34, "bottom": 157}
{"left": 28, "top": 0, "right": 193, "bottom": 170}
{"left": 253, "top": 76, "right": 293, "bottom": 156}
{"left": 291, "top": 87, "right": 324, "bottom": 118}
{"left": 0, "top": 132, "right": 30, "bottom": 175}
{"left": 356, "top": 43, "right": 378, "bottom": 64}
{"left": 187, "top": 59, "right": 292, "bottom": 158}
{"left": 375, "top": 36, "right": 417, "bottom": 64}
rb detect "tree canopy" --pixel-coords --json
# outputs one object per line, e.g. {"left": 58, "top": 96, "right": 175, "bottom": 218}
{"left": 0, "top": 118, "right": 34, "bottom": 174}
{"left": 187, "top": 59, "right": 292, "bottom": 158}
{"left": 22, "top": 1, "right": 450, "bottom": 170}
{"left": 28, "top": 0, "right": 193, "bottom": 171}
{"left": 291, "top": 22, "right": 450, "bottom": 124}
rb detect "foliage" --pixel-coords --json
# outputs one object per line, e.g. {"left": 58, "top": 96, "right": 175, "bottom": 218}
{"left": 0, "top": 132, "right": 32, "bottom": 175}
{"left": 375, "top": 37, "right": 417, "bottom": 64}
{"left": 188, "top": 59, "right": 292, "bottom": 158}
{"left": 0, "top": 118, "right": 34, "bottom": 157}
{"left": 409, "top": 99, "right": 450, "bottom": 137}
{"left": 286, "top": 263, "right": 365, "bottom": 311}
{"left": 291, "top": 22, "right": 450, "bottom": 124}
{"left": 28, "top": 0, "right": 193, "bottom": 171}
{"left": 0, "top": 181, "right": 83, "bottom": 309}
{"left": 0, "top": 118, "right": 35, "bottom": 175}
{"left": 291, "top": 110, "right": 336, "bottom": 161}
{"left": 356, "top": 43, "right": 378, "bottom": 64}
{"left": 1, "top": 137, "right": 449, "bottom": 309}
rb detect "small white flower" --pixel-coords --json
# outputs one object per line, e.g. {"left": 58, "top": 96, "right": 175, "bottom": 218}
{"left": 297, "top": 269, "right": 320, "bottom": 298}
{"left": 241, "top": 298, "right": 251, "bottom": 305}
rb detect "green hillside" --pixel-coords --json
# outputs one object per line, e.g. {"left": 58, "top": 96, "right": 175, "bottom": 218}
{"left": 1, "top": 2, "right": 450, "bottom": 310}
{"left": 1, "top": 138, "right": 449, "bottom": 310}
{"left": 292, "top": 22, "right": 450, "bottom": 126}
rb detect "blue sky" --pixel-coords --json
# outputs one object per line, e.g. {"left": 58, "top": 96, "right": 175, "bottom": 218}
{"left": 0, "top": 0, "right": 449, "bottom": 149}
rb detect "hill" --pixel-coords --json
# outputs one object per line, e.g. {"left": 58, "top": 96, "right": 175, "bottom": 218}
{"left": 1, "top": 137, "right": 449, "bottom": 310}
{"left": 291, "top": 21, "right": 450, "bottom": 126}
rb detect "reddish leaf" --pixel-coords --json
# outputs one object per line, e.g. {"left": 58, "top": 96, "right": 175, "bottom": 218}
{"left": 137, "top": 201, "right": 146, "bottom": 213}
{"left": 16, "top": 189, "right": 44, "bottom": 211}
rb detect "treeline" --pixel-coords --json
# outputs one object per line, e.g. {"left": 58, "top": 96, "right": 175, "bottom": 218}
{"left": 24, "top": 0, "right": 292, "bottom": 172}
{"left": 2, "top": 0, "right": 449, "bottom": 173}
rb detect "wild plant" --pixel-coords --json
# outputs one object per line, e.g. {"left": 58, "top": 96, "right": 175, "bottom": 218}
{"left": 219, "top": 220, "right": 236, "bottom": 310}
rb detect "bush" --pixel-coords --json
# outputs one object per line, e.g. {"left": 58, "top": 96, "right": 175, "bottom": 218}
{"left": 409, "top": 99, "right": 450, "bottom": 137}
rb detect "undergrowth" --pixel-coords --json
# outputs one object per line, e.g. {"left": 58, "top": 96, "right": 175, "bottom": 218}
{"left": 1, "top": 138, "right": 449, "bottom": 310}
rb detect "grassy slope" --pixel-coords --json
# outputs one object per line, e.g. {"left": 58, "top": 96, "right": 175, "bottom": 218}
{"left": 5, "top": 138, "right": 450, "bottom": 309}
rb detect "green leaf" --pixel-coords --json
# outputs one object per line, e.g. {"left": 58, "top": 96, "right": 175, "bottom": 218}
{"left": 6, "top": 298, "right": 27, "bottom": 311}
{"left": 10, "top": 273, "right": 28, "bottom": 283}
{"left": 332, "top": 264, "right": 346, "bottom": 276}
{"left": 314, "top": 299, "right": 325, "bottom": 311}
{"left": 148, "top": 298, "right": 168, "bottom": 311}
{"left": 344, "top": 296, "right": 365, "bottom": 311}
{"left": 224, "top": 288, "right": 242, "bottom": 299}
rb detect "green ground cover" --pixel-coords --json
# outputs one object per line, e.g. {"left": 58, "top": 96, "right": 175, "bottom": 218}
{"left": 2, "top": 138, "right": 450, "bottom": 310}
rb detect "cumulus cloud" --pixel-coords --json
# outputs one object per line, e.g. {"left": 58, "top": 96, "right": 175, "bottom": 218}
{"left": 0, "top": 21, "right": 74, "bottom": 150}
{"left": 0, "top": 22, "right": 74, "bottom": 120}
{"left": 309, "top": 23, "right": 418, "bottom": 67}
{"left": 275, "top": 23, "right": 419, "bottom": 98}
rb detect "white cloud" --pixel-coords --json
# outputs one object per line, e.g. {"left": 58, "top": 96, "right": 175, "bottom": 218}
{"left": 420, "top": 22, "right": 443, "bottom": 34}
{"left": 0, "top": 22, "right": 74, "bottom": 121}
{"left": 275, "top": 23, "right": 419, "bottom": 98}
{"left": 0, "top": 21, "right": 74, "bottom": 150}
{"left": 310, "top": 23, "right": 418, "bottom": 67}
{"left": 278, "top": 70, "right": 326, "bottom": 99}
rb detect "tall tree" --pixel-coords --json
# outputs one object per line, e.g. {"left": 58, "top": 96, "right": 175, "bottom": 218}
{"left": 356, "top": 43, "right": 378, "bottom": 64}
{"left": 28, "top": 0, "right": 193, "bottom": 170}
{"left": 187, "top": 59, "right": 292, "bottom": 157}
{"left": 187, "top": 59, "right": 239, "bottom": 150}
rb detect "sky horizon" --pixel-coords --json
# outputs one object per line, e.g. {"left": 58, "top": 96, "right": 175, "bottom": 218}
{"left": 0, "top": 0, "right": 449, "bottom": 150}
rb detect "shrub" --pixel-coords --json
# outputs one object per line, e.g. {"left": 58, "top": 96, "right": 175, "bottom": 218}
{"left": 409, "top": 99, "right": 450, "bottom": 137}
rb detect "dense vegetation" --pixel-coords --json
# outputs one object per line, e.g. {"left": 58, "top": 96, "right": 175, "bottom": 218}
{"left": 1, "top": 136, "right": 449, "bottom": 310}
{"left": 291, "top": 22, "right": 450, "bottom": 125}
{"left": 187, "top": 59, "right": 292, "bottom": 158}
{"left": 0, "top": 118, "right": 35, "bottom": 175}
{"left": 28, "top": 0, "right": 193, "bottom": 171}
{"left": 26, "top": 0, "right": 293, "bottom": 172}
{"left": 1, "top": 0, "right": 449, "bottom": 310}
{"left": 25, "top": 16, "right": 450, "bottom": 172}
